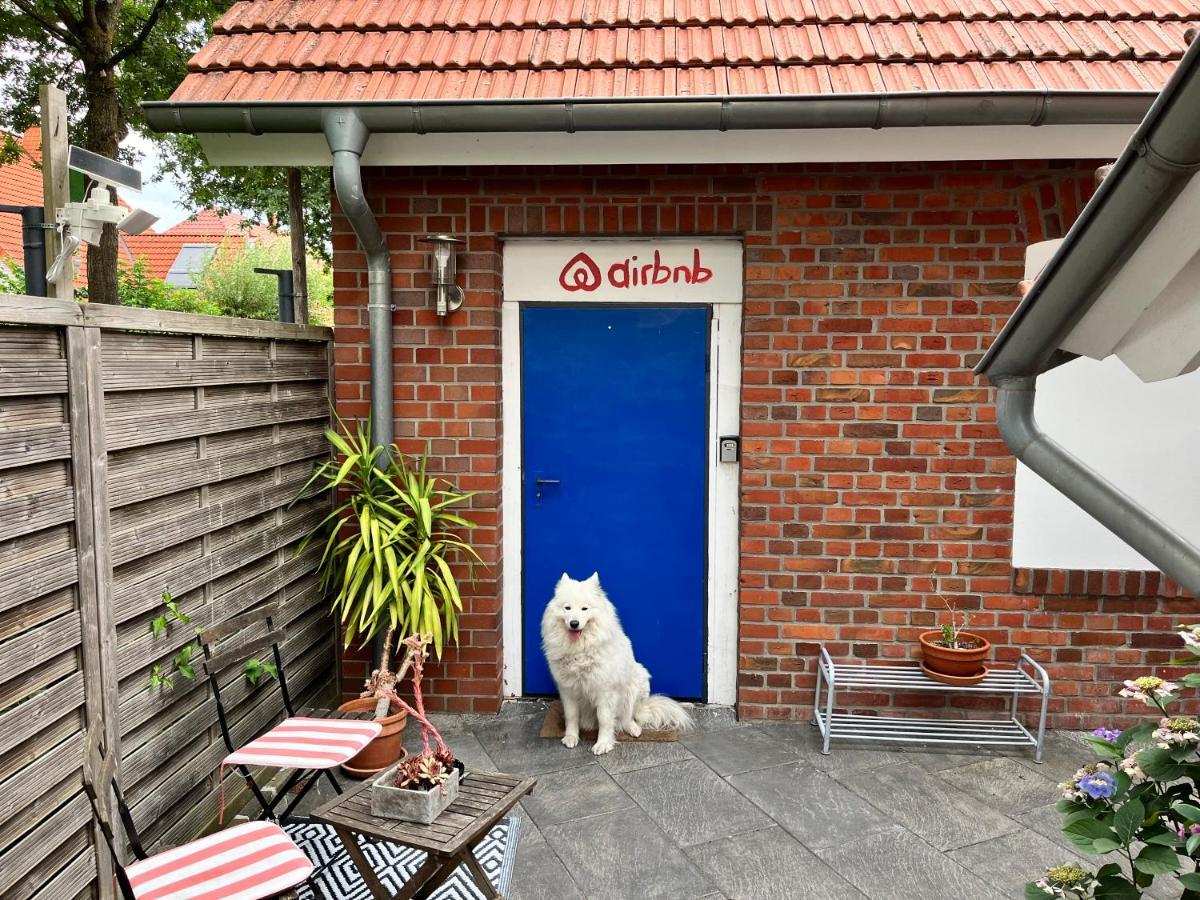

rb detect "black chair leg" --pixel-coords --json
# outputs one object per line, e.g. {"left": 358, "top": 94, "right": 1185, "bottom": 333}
{"left": 237, "top": 765, "right": 278, "bottom": 821}
{"left": 323, "top": 767, "right": 343, "bottom": 795}
{"left": 278, "top": 769, "right": 325, "bottom": 822}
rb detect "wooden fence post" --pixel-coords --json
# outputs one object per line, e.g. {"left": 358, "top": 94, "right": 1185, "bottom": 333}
{"left": 67, "top": 322, "right": 120, "bottom": 898}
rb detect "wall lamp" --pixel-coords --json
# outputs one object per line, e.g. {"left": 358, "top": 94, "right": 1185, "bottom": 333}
{"left": 421, "top": 233, "right": 465, "bottom": 316}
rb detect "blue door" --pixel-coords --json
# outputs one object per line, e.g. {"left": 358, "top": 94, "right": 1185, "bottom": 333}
{"left": 521, "top": 305, "right": 709, "bottom": 699}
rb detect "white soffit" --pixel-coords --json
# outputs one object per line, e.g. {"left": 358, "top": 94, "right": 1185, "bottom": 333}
{"left": 1060, "top": 171, "right": 1200, "bottom": 383}
{"left": 196, "top": 124, "right": 1136, "bottom": 167}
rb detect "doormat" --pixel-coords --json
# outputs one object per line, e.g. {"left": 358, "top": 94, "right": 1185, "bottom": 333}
{"left": 284, "top": 816, "right": 519, "bottom": 900}
{"left": 538, "top": 700, "right": 679, "bottom": 742}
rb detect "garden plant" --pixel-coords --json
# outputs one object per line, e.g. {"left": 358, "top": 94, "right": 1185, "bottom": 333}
{"left": 1029, "top": 624, "right": 1200, "bottom": 898}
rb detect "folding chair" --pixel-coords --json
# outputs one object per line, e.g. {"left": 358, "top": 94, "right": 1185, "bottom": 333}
{"left": 82, "top": 723, "right": 314, "bottom": 900}
{"left": 200, "top": 602, "right": 382, "bottom": 823}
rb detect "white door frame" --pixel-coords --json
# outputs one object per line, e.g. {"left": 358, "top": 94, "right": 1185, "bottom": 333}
{"left": 500, "top": 238, "right": 742, "bottom": 704}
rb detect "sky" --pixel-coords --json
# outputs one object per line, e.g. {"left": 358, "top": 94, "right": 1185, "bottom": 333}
{"left": 121, "top": 132, "right": 197, "bottom": 232}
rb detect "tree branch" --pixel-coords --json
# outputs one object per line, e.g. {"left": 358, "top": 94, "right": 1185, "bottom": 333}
{"left": 106, "top": 0, "right": 169, "bottom": 67}
{"left": 9, "top": 0, "right": 79, "bottom": 47}
{"left": 51, "top": 0, "right": 82, "bottom": 34}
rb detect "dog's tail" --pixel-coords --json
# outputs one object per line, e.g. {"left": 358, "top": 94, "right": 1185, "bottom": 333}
{"left": 635, "top": 694, "right": 695, "bottom": 732}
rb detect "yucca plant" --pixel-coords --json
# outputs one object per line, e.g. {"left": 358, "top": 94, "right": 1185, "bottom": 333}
{"left": 295, "top": 418, "right": 479, "bottom": 717}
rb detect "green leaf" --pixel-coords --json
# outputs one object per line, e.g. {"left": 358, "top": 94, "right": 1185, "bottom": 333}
{"left": 1176, "top": 803, "right": 1200, "bottom": 823}
{"left": 1133, "top": 844, "right": 1180, "bottom": 876}
{"left": 150, "top": 615, "right": 167, "bottom": 638}
{"left": 1140, "top": 748, "right": 1185, "bottom": 781}
{"left": 1093, "top": 838, "right": 1122, "bottom": 853}
{"left": 1180, "top": 873, "right": 1200, "bottom": 890}
{"left": 1023, "top": 885, "right": 1047, "bottom": 900}
{"left": 1114, "top": 799, "right": 1145, "bottom": 845}
{"left": 1084, "top": 736, "right": 1124, "bottom": 759}
{"left": 1117, "top": 721, "right": 1156, "bottom": 750}
{"left": 1093, "top": 875, "right": 1141, "bottom": 900}
{"left": 1188, "top": 833, "right": 1200, "bottom": 856}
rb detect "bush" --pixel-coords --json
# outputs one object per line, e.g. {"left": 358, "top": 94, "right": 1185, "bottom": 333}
{"left": 1028, "top": 627, "right": 1200, "bottom": 899}
{"left": 119, "top": 258, "right": 223, "bottom": 315}
{"left": 0, "top": 259, "right": 24, "bottom": 294}
{"left": 192, "top": 236, "right": 333, "bottom": 324}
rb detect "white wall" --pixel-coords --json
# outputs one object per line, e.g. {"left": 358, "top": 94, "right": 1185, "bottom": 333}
{"left": 1012, "top": 355, "right": 1200, "bottom": 570}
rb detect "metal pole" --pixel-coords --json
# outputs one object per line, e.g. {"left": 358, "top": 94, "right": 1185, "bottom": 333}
{"left": 253, "top": 267, "right": 296, "bottom": 323}
{"left": 0, "top": 205, "right": 48, "bottom": 296}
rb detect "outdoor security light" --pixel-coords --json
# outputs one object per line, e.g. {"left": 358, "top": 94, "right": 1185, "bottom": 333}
{"left": 421, "top": 233, "right": 464, "bottom": 316}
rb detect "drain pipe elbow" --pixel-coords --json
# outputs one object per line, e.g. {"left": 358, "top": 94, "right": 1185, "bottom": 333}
{"left": 994, "top": 376, "right": 1200, "bottom": 596}
{"left": 324, "top": 110, "right": 393, "bottom": 452}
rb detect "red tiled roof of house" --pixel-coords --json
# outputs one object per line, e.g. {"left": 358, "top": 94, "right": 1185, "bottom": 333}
{"left": 169, "top": 0, "right": 1197, "bottom": 103}
{"left": 0, "top": 128, "right": 49, "bottom": 263}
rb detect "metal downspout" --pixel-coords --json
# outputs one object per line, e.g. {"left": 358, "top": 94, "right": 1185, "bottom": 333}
{"left": 323, "top": 109, "right": 393, "bottom": 452}
{"left": 993, "top": 375, "right": 1200, "bottom": 596}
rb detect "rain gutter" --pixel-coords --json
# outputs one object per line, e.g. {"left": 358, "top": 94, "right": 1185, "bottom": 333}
{"left": 976, "top": 39, "right": 1200, "bottom": 596}
{"left": 143, "top": 90, "right": 1153, "bottom": 136}
{"left": 322, "top": 109, "right": 393, "bottom": 454}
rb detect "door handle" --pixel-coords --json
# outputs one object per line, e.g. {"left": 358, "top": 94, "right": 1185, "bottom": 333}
{"left": 535, "top": 478, "right": 561, "bottom": 485}
{"left": 533, "top": 477, "right": 560, "bottom": 506}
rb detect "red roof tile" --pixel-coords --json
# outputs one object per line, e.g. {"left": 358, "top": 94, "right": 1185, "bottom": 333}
{"left": 174, "top": 0, "right": 1194, "bottom": 104}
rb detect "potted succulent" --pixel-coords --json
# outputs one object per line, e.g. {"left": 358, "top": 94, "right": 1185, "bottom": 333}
{"left": 919, "top": 597, "right": 991, "bottom": 685}
{"left": 371, "top": 634, "right": 464, "bottom": 824}
{"left": 295, "top": 418, "right": 479, "bottom": 775}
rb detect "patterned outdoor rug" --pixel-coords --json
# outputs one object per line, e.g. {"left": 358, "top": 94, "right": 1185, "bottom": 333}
{"left": 285, "top": 816, "right": 520, "bottom": 900}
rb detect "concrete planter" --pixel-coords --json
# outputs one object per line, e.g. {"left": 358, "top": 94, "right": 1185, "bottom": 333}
{"left": 371, "top": 763, "right": 460, "bottom": 824}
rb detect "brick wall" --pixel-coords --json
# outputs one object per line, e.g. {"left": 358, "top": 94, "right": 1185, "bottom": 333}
{"left": 331, "top": 158, "right": 1190, "bottom": 728}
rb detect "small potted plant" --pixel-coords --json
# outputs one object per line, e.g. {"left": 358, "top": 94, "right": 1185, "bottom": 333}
{"left": 919, "top": 597, "right": 991, "bottom": 685}
{"left": 294, "top": 418, "right": 479, "bottom": 775}
{"left": 371, "top": 634, "right": 464, "bottom": 824}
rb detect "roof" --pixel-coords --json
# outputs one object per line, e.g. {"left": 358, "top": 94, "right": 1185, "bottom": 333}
{"left": 168, "top": 0, "right": 1196, "bottom": 104}
{"left": 0, "top": 128, "right": 49, "bottom": 262}
{"left": 977, "top": 35, "right": 1200, "bottom": 383}
{"left": 123, "top": 210, "right": 266, "bottom": 281}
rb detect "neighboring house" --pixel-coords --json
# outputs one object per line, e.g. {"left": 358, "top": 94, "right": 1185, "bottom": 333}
{"left": 124, "top": 209, "right": 267, "bottom": 287}
{"left": 146, "top": 0, "right": 1200, "bottom": 728}
{"left": 0, "top": 127, "right": 260, "bottom": 290}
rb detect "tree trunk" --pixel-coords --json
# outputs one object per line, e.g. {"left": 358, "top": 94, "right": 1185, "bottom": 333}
{"left": 286, "top": 168, "right": 309, "bottom": 324}
{"left": 81, "top": 61, "right": 123, "bottom": 305}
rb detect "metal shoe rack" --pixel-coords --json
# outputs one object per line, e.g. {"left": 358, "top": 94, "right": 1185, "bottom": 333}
{"left": 812, "top": 644, "right": 1051, "bottom": 762}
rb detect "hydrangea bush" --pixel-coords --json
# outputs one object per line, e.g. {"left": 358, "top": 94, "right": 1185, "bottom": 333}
{"left": 1027, "top": 625, "right": 1200, "bottom": 899}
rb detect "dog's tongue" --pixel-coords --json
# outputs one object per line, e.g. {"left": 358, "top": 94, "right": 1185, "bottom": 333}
{"left": 568, "top": 630, "right": 582, "bottom": 642}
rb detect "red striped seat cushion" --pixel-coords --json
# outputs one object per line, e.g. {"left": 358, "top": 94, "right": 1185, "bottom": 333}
{"left": 125, "top": 820, "right": 313, "bottom": 900}
{"left": 224, "top": 716, "right": 383, "bottom": 769}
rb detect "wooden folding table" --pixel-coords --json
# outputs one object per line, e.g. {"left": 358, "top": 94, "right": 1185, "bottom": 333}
{"left": 311, "top": 770, "right": 536, "bottom": 900}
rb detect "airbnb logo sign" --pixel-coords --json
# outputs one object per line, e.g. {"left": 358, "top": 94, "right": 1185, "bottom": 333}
{"left": 557, "top": 248, "right": 714, "bottom": 293}
{"left": 559, "top": 252, "right": 602, "bottom": 292}
{"left": 506, "top": 240, "right": 740, "bottom": 304}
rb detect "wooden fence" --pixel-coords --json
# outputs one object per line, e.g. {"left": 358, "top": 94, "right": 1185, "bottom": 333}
{"left": 0, "top": 295, "right": 337, "bottom": 899}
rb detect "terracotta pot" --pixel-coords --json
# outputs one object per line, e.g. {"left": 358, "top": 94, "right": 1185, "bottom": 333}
{"left": 919, "top": 631, "right": 991, "bottom": 682}
{"left": 337, "top": 697, "right": 408, "bottom": 777}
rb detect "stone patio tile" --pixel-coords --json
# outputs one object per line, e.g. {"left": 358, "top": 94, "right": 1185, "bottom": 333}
{"left": 816, "top": 826, "right": 1006, "bottom": 900}
{"left": 764, "top": 722, "right": 909, "bottom": 776}
{"left": 508, "top": 841, "right": 585, "bottom": 900}
{"left": 728, "top": 762, "right": 898, "bottom": 852}
{"left": 543, "top": 807, "right": 715, "bottom": 899}
{"left": 519, "top": 763, "right": 635, "bottom": 828}
{"left": 690, "top": 705, "right": 741, "bottom": 731}
{"left": 472, "top": 715, "right": 594, "bottom": 776}
{"left": 840, "top": 763, "right": 1020, "bottom": 851}
{"left": 948, "top": 828, "right": 1089, "bottom": 898}
{"left": 595, "top": 738, "right": 696, "bottom": 775}
{"left": 1012, "top": 731, "right": 1090, "bottom": 782}
{"left": 686, "top": 826, "right": 865, "bottom": 900}
{"left": 615, "top": 758, "right": 773, "bottom": 847}
{"left": 682, "top": 724, "right": 804, "bottom": 776}
{"left": 936, "top": 756, "right": 1062, "bottom": 817}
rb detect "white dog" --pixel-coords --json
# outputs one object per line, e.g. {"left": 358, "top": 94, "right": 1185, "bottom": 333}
{"left": 541, "top": 572, "right": 693, "bottom": 755}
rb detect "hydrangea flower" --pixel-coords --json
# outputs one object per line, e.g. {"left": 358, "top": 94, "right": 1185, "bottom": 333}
{"left": 1034, "top": 863, "right": 1097, "bottom": 897}
{"left": 1060, "top": 762, "right": 1118, "bottom": 803}
{"left": 1153, "top": 716, "right": 1200, "bottom": 749}
{"left": 1119, "top": 675, "right": 1180, "bottom": 704}
{"left": 1179, "top": 624, "right": 1200, "bottom": 651}
{"left": 1120, "top": 754, "right": 1147, "bottom": 784}
{"left": 1091, "top": 726, "right": 1121, "bottom": 742}
{"left": 1173, "top": 820, "right": 1200, "bottom": 841}
{"left": 1077, "top": 771, "right": 1117, "bottom": 800}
